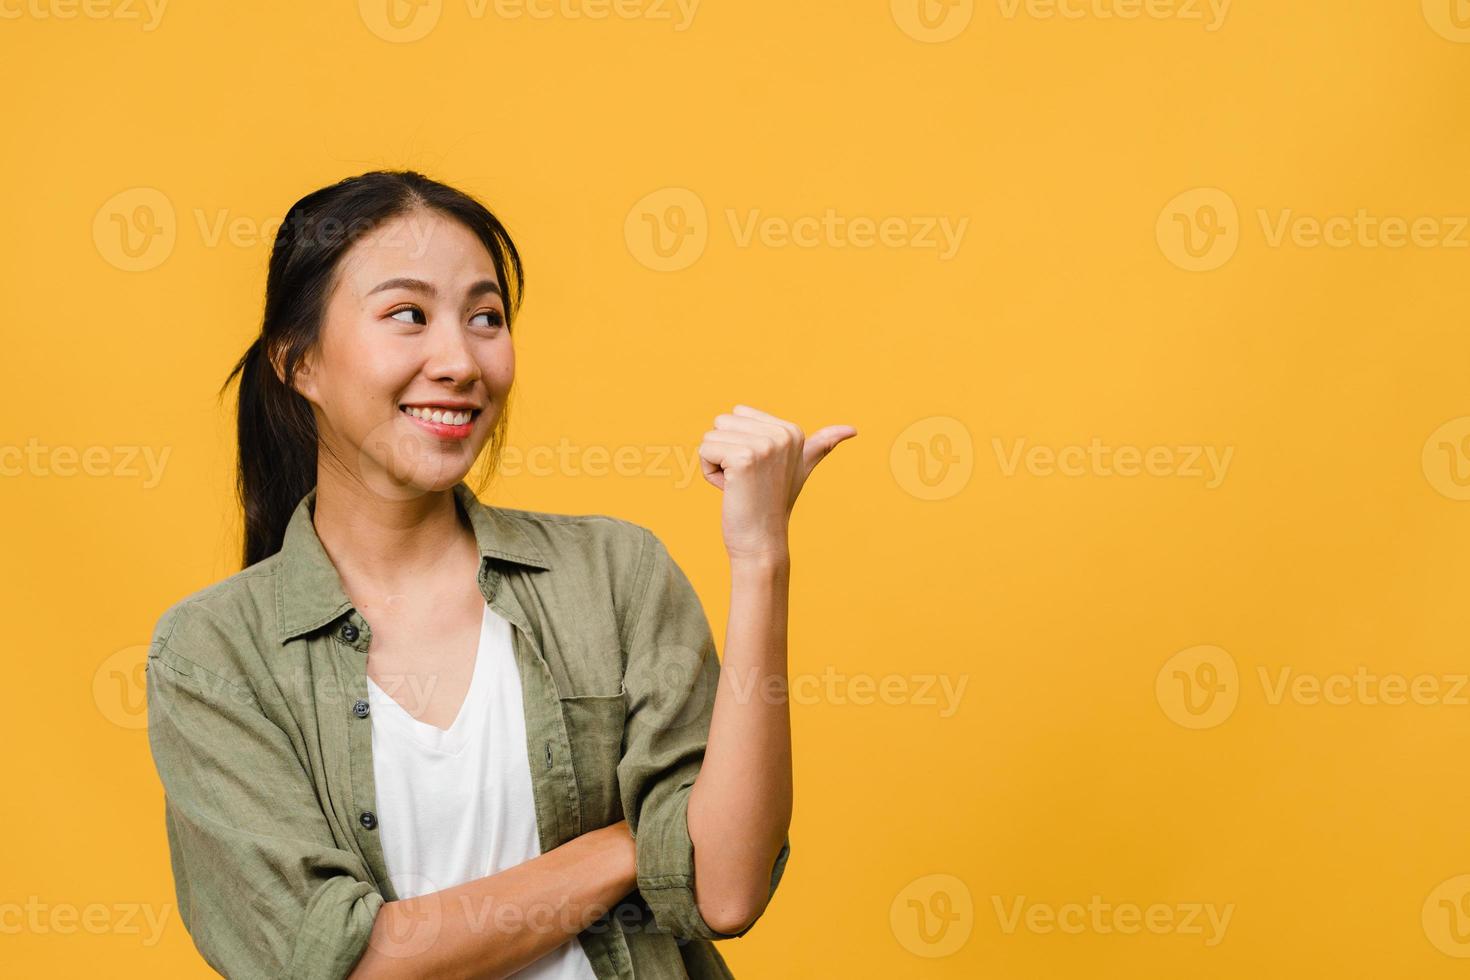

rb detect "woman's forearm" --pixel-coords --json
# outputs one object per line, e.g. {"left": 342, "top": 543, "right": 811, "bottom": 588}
{"left": 349, "top": 820, "right": 636, "bottom": 980}
{"left": 686, "top": 553, "right": 794, "bottom": 935}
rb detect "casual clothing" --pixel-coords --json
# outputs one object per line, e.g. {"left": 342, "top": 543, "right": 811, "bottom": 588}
{"left": 367, "top": 602, "right": 597, "bottom": 979}
{"left": 145, "top": 480, "right": 789, "bottom": 980}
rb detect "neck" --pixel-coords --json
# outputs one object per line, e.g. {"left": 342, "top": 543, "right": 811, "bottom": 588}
{"left": 309, "top": 467, "right": 478, "bottom": 599}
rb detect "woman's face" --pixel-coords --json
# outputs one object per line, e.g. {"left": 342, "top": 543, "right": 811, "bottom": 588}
{"left": 291, "top": 208, "right": 514, "bottom": 500}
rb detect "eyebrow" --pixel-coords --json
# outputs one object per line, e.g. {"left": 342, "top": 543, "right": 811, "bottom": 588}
{"left": 367, "top": 277, "right": 502, "bottom": 300}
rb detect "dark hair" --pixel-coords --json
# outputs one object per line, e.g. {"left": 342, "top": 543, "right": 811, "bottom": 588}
{"left": 217, "top": 170, "right": 525, "bottom": 569}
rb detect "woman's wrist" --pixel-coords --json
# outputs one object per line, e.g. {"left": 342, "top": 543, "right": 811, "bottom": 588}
{"left": 590, "top": 820, "right": 637, "bottom": 889}
{"left": 728, "top": 550, "right": 791, "bottom": 573}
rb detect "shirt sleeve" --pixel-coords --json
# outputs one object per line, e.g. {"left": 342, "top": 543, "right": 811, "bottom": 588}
{"left": 146, "top": 606, "right": 385, "bottom": 980}
{"left": 615, "top": 527, "right": 791, "bottom": 941}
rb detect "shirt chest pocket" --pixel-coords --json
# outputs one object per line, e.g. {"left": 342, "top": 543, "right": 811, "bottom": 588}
{"left": 556, "top": 683, "right": 627, "bottom": 829}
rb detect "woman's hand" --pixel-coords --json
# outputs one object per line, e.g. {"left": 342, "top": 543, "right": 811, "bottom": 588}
{"left": 697, "top": 404, "right": 857, "bottom": 563}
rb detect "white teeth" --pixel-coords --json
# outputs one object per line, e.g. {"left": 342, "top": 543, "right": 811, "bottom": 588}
{"left": 403, "top": 406, "right": 472, "bottom": 425}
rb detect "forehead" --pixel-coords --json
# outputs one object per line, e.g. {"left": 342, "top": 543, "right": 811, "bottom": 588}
{"left": 333, "top": 210, "right": 500, "bottom": 297}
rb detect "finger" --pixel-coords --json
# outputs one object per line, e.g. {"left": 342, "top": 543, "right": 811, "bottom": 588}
{"left": 697, "top": 444, "right": 727, "bottom": 490}
{"left": 731, "top": 404, "right": 803, "bottom": 441}
{"left": 712, "top": 415, "right": 791, "bottom": 450}
{"left": 731, "top": 404, "right": 783, "bottom": 422}
{"left": 712, "top": 414, "right": 775, "bottom": 435}
{"left": 699, "top": 437, "right": 760, "bottom": 473}
{"left": 696, "top": 431, "right": 770, "bottom": 458}
{"left": 699, "top": 436, "right": 756, "bottom": 463}
{"left": 699, "top": 440, "right": 746, "bottom": 487}
{"left": 702, "top": 430, "right": 769, "bottom": 450}
{"left": 800, "top": 424, "right": 858, "bottom": 473}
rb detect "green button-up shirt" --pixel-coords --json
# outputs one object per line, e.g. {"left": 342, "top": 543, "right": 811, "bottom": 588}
{"left": 145, "top": 480, "right": 789, "bottom": 979}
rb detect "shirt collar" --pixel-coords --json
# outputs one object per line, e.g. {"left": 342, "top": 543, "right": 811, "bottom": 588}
{"left": 274, "top": 480, "right": 551, "bottom": 644}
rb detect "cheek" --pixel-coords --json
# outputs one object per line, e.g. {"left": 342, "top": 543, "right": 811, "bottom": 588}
{"left": 322, "top": 347, "right": 412, "bottom": 437}
{"left": 483, "top": 349, "right": 515, "bottom": 393}
{"left": 341, "top": 339, "right": 410, "bottom": 401}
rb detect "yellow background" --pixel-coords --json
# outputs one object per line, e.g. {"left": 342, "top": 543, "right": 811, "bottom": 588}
{"left": 6, "top": 0, "right": 1470, "bottom": 975}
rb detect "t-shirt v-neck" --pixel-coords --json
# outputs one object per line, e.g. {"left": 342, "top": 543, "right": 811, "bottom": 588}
{"left": 365, "top": 603, "right": 493, "bottom": 756}
{"left": 362, "top": 603, "right": 599, "bottom": 977}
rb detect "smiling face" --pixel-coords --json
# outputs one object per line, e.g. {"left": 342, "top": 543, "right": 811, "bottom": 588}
{"left": 288, "top": 208, "right": 514, "bottom": 500}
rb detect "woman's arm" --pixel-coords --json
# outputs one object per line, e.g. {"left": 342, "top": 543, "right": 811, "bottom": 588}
{"left": 148, "top": 616, "right": 636, "bottom": 980}
{"left": 685, "top": 555, "right": 793, "bottom": 934}
{"left": 687, "top": 404, "right": 856, "bottom": 934}
{"left": 350, "top": 820, "right": 635, "bottom": 980}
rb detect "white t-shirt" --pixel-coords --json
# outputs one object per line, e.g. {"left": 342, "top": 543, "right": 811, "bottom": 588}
{"left": 367, "top": 603, "right": 599, "bottom": 979}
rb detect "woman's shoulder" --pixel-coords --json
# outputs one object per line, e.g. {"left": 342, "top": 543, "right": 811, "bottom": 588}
{"left": 480, "top": 502, "right": 677, "bottom": 618}
{"left": 484, "top": 500, "right": 648, "bottom": 532}
{"left": 482, "top": 502, "right": 661, "bottom": 566}
{"left": 148, "top": 560, "right": 280, "bottom": 682}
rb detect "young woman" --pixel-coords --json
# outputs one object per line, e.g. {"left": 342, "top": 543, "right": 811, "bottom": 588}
{"left": 145, "top": 170, "right": 855, "bottom": 979}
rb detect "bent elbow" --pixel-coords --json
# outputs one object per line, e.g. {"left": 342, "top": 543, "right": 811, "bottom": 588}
{"left": 696, "top": 890, "right": 765, "bottom": 937}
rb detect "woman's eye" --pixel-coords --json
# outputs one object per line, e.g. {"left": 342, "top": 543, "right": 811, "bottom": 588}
{"left": 472, "top": 310, "right": 505, "bottom": 329}
{"left": 389, "top": 306, "right": 427, "bottom": 325}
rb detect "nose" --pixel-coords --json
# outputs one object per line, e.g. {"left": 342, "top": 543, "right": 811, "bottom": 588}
{"left": 424, "top": 316, "right": 481, "bottom": 389}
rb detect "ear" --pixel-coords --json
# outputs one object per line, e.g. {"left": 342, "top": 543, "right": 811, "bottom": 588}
{"left": 270, "top": 343, "right": 317, "bottom": 402}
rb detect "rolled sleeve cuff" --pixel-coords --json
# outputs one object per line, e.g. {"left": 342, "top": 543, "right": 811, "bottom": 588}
{"left": 635, "top": 789, "right": 791, "bottom": 941}
{"left": 286, "top": 878, "right": 385, "bottom": 980}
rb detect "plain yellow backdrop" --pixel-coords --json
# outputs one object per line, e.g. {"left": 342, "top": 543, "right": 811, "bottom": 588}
{"left": 6, "top": 0, "right": 1470, "bottom": 976}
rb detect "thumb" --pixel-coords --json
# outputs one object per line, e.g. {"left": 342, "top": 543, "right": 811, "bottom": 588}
{"left": 801, "top": 424, "right": 858, "bottom": 475}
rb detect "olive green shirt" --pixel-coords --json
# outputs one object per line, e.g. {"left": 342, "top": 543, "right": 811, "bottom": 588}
{"left": 145, "top": 480, "right": 789, "bottom": 979}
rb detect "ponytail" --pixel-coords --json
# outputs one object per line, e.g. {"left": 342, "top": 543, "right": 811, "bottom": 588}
{"left": 221, "top": 336, "right": 318, "bottom": 568}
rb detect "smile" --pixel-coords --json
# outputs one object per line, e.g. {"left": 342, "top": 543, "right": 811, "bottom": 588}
{"left": 399, "top": 405, "right": 480, "bottom": 439}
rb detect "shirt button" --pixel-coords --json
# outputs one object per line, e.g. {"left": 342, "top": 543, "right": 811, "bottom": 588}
{"left": 352, "top": 698, "right": 370, "bottom": 718}
{"left": 339, "top": 622, "right": 359, "bottom": 643}
{"left": 359, "top": 810, "right": 377, "bottom": 830}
